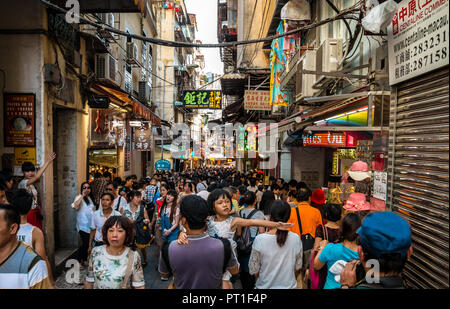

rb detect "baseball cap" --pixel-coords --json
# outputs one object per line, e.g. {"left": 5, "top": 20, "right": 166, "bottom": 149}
{"left": 357, "top": 212, "right": 411, "bottom": 258}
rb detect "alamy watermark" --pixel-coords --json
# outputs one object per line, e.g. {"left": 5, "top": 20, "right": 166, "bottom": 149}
{"left": 64, "top": 0, "right": 80, "bottom": 24}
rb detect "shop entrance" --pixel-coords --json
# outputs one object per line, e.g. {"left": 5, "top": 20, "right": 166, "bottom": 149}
{"left": 88, "top": 148, "right": 118, "bottom": 181}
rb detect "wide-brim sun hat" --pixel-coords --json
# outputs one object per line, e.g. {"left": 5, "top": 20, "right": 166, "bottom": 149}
{"left": 343, "top": 193, "right": 370, "bottom": 211}
{"left": 347, "top": 160, "right": 372, "bottom": 181}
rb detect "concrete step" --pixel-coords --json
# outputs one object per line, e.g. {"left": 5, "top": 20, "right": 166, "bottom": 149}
{"left": 54, "top": 247, "right": 78, "bottom": 276}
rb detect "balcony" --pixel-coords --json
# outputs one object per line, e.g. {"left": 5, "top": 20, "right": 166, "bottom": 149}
{"left": 52, "top": 0, "right": 147, "bottom": 13}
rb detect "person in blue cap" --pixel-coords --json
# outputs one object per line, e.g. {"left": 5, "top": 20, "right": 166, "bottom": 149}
{"left": 339, "top": 212, "right": 413, "bottom": 289}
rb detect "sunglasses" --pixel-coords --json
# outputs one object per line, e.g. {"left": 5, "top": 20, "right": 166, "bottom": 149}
{"left": 105, "top": 188, "right": 114, "bottom": 191}
{"left": 83, "top": 187, "right": 91, "bottom": 190}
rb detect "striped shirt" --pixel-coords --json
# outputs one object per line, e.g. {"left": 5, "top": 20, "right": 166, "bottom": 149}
{"left": 0, "top": 241, "right": 52, "bottom": 289}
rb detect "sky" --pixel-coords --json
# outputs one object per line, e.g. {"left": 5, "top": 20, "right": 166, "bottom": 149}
{"left": 185, "top": 0, "right": 224, "bottom": 75}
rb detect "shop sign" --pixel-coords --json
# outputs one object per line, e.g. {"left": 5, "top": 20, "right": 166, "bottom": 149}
{"left": 338, "top": 148, "right": 358, "bottom": 160}
{"left": 182, "top": 90, "right": 222, "bottom": 109}
{"left": 387, "top": 0, "right": 449, "bottom": 85}
{"left": 124, "top": 132, "right": 131, "bottom": 172}
{"left": 302, "top": 132, "right": 346, "bottom": 147}
{"left": 373, "top": 171, "right": 388, "bottom": 201}
{"left": 3, "top": 93, "right": 36, "bottom": 147}
{"left": 155, "top": 159, "right": 171, "bottom": 171}
{"left": 133, "top": 126, "right": 152, "bottom": 151}
{"left": 332, "top": 151, "right": 339, "bottom": 175}
{"left": 244, "top": 90, "right": 271, "bottom": 111}
{"left": 14, "top": 147, "right": 36, "bottom": 166}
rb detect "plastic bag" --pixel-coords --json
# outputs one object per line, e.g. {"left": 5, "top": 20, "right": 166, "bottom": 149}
{"left": 281, "top": 0, "right": 311, "bottom": 21}
{"left": 361, "top": 0, "right": 398, "bottom": 33}
{"left": 365, "top": 0, "right": 379, "bottom": 10}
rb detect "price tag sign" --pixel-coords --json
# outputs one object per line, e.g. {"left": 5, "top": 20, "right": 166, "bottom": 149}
{"left": 372, "top": 171, "right": 388, "bottom": 201}
{"left": 387, "top": 0, "right": 449, "bottom": 85}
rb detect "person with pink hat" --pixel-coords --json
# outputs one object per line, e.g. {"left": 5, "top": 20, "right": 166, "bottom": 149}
{"left": 343, "top": 193, "right": 371, "bottom": 219}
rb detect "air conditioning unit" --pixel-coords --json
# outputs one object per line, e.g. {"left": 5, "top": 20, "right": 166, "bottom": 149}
{"left": 296, "top": 50, "right": 317, "bottom": 101}
{"left": 98, "top": 13, "right": 114, "bottom": 28}
{"left": 95, "top": 53, "right": 118, "bottom": 86}
{"left": 315, "top": 39, "right": 343, "bottom": 89}
{"left": 126, "top": 42, "right": 139, "bottom": 65}
{"left": 139, "top": 81, "right": 151, "bottom": 103}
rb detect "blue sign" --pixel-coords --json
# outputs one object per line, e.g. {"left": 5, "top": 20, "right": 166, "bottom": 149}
{"left": 155, "top": 159, "right": 171, "bottom": 171}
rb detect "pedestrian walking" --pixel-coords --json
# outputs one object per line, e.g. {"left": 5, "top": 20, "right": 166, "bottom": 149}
{"left": 84, "top": 216, "right": 145, "bottom": 289}
{"left": 0, "top": 204, "right": 53, "bottom": 289}
{"left": 71, "top": 182, "right": 95, "bottom": 268}
{"left": 313, "top": 213, "right": 361, "bottom": 289}
{"left": 18, "top": 152, "right": 56, "bottom": 230}
{"left": 249, "top": 200, "right": 303, "bottom": 289}
{"left": 106, "top": 182, "right": 127, "bottom": 212}
{"left": 159, "top": 195, "right": 238, "bottom": 289}
{"left": 11, "top": 189, "right": 56, "bottom": 287}
{"left": 88, "top": 193, "right": 121, "bottom": 254}
{"left": 160, "top": 189, "right": 181, "bottom": 245}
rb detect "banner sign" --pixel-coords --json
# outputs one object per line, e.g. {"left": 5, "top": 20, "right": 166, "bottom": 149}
{"left": 133, "top": 126, "right": 152, "bottom": 151}
{"left": 387, "top": 0, "right": 449, "bottom": 85}
{"left": 182, "top": 90, "right": 222, "bottom": 109}
{"left": 244, "top": 90, "right": 271, "bottom": 111}
{"left": 4, "top": 93, "right": 36, "bottom": 147}
{"left": 302, "top": 132, "right": 346, "bottom": 147}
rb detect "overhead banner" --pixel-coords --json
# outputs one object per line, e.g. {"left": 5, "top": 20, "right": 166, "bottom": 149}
{"left": 182, "top": 90, "right": 222, "bottom": 109}
{"left": 387, "top": 0, "right": 449, "bottom": 85}
{"left": 3, "top": 93, "right": 36, "bottom": 147}
{"left": 244, "top": 90, "right": 271, "bottom": 111}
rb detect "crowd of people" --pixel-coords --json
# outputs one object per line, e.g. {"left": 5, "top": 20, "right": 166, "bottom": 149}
{"left": 0, "top": 161, "right": 413, "bottom": 290}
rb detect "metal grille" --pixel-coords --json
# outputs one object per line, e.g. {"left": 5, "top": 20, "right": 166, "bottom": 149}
{"left": 388, "top": 66, "right": 449, "bottom": 289}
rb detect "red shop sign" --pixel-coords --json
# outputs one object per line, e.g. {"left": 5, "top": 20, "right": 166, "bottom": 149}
{"left": 303, "top": 132, "right": 346, "bottom": 147}
{"left": 3, "top": 93, "right": 36, "bottom": 147}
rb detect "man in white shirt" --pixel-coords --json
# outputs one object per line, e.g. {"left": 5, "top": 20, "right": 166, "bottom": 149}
{"left": 196, "top": 183, "right": 209, "bottom": 201}
{"left": 106, "top": 182, "right": 127, "bottom": 212}
{"left": 88, "top": 192, "right": 121, "bottom": 255}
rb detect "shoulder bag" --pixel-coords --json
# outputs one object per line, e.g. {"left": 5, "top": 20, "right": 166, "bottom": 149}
{"left": 120, "top": 249, "right": 135, "bottom": 289}
{"left": 310, "top": 224, "right": 329, "bottom": 289}
{"left": 295, "top": 206, "right": 315, "bottom": 251}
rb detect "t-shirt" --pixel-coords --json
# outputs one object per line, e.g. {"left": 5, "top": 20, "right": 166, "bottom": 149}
{"left": 18, "top": 179, "right": 38, "bottom": 209}
{"left": 288, "top": 202, "right": 323, "bottom": 238}
{"left": 17, "top": 223, "right": 36, "bottom": 247}
{"left": 0, "top": 241, "right": 52, "bottom": 289}
{"left": 158, "top": 233, "right": 238, "bottom": 289}
{"left": 197, "top": 190, "right": 209, "bottom": 201}
{"left": 90, "top": 208, "right": 121, "bottom": 242}
{"left": 72, "top": 195, "right": 95, "bottom": 233}
{"left": 315, "top": 225, "right": 340, "bottom": 244}
{"left": 112, "top": 196, "right": 127, "bottom": 212}
{"left": 122, "top": 204, "right": 141, "bottom": 222}
{"left": 86, "top": 245, "right": 145, "bottom": 289}
{"left": 249, "top": 232, "right": 303, "bottom": 289}
{"left": 239, "top": 208, "right": 265, "bottom": 239}
{"left": 318, "top": 243, "right": 360, "bottom": 289}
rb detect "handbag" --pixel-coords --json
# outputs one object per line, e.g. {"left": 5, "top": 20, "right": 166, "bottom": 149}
{"left": 310, "top": 225, "right": 329, "bottom": 289}
{"left": 135, "top": 206, "right": 152, "bottom": 248}
{"left": 295, "top": 206, "right": 315, "bottom": 251}
{"left": 119, "top": 249, "right": 135, "bottom": 289}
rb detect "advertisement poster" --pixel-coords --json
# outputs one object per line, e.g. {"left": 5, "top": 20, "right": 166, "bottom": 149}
{"left": 373, "top": 171, "right": 388, "bottom": 201}
{"left": 4, "top": 93, "right": 36, "bottom": 147}
{"left": 14, "top": 147, "right": 36, "bottom": 166}
{"left": 387, "top": 0, "right": 449, "bottom": 85}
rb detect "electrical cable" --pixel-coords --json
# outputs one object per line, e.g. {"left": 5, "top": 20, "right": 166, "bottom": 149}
{"left": 40, "top": 0, "right": 362, "bottom": 49}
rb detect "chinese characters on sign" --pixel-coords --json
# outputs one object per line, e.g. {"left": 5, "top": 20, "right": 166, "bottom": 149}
{"left": 133, "top": 126, "right": 152, "bottom": 151}
{"left": 302, "top": 132, "right": 347, "bottom": 147}
{"left": 4, "top": 93, "right": 36, "bottom": 147}
{"left": 388, "top": 0, "right": 449, "bottom": 85}
{"left": 244, "top": 90, "right": 271, "bottom": 111}
{"left": 183, "top": 90, "right": 222, "bottom": 109}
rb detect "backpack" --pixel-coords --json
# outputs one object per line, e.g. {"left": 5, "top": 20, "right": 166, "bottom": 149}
{"left": 235, "top": 209, "right": 259, "bottom": 257}
{"left": 161, "top": 237, "right": 232, "bottom": 278}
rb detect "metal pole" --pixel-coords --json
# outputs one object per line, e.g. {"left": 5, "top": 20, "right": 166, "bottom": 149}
{"left": 161, "top": 65, "right": 165, "bottom": 160}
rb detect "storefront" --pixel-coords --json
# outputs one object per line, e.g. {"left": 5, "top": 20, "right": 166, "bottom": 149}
{"left": 386, "top": 0, "right": 449, "bottom": 289}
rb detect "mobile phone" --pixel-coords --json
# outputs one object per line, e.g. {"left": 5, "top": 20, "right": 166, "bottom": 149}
{"left": 355, "top": 261, "right": 366, "bottom": 283}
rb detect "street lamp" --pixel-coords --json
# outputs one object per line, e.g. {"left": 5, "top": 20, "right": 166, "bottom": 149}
{"left": 161, "top": 63, "right": 199, "bottom": 160}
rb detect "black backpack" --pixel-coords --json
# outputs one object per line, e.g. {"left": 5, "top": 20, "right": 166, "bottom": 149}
{"left": 161, "top": 237, "right": 232, "bottom": 276}
{"left": 235, "top": 209, "right": 259, "bottom": 257}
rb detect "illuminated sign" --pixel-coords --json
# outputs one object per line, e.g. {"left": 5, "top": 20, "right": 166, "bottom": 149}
{"left": 302, "top": 132, "right": 346, "bottom": 147}
{"left": 183, "top": 90, "right": 222, "bottom": 109}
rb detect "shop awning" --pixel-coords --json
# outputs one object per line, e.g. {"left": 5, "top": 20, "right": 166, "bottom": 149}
{"left": 90, "top": 82, "right": 161, "bottom": 126}
{"left": 257, "top": 90, "right": 390, "bottom": 137}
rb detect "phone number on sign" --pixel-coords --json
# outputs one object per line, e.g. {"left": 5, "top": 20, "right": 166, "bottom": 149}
{"left": 394, "top": 30, "right": 448, "bottom": 79}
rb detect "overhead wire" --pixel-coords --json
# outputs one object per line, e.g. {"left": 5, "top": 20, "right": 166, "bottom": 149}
{"left": 40, "top": 0, "right": 362, "bottom": 49}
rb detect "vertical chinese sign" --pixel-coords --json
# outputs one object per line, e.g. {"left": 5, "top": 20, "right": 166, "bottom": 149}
{"left": 4, "top": 93, "right": 36, "bottom": 147}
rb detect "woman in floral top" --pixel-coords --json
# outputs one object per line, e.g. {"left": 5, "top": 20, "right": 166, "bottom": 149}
{"left": 85, "top": 216, "right": 145, "bottom": 289}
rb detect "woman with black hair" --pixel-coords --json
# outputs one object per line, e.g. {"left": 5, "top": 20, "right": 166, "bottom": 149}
{"left": 71, "top": 181, "right": 95, "bottom": 267}
{"left": 249, "top": 200, "right": 303, "bottom": 289}
{"left": 160, "top": 189, "right": 181, "bottom": 245}
{"left": 313, "top": 213, "right": 361, "bottom": 289}
{"left": 259, "top": 190, "right": 276, "bottom": 221}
